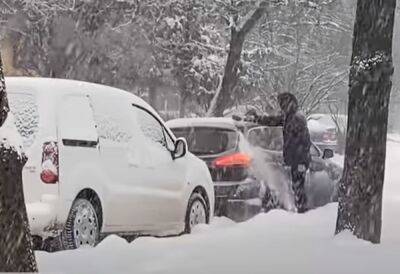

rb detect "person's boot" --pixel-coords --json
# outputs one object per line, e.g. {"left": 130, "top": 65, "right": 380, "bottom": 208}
{"left": 296, "top": 206, "right": 308, "bottom": 214}
{"left": 294, "top": 190, "right": 308, "bottom": 213}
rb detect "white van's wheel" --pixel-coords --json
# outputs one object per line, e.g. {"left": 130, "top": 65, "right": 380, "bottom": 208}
{"left": 62, "top": 198, "right": 100, "bottom": 249}
{"left": 185, "top": 193, "right": 208, "bottom": 234}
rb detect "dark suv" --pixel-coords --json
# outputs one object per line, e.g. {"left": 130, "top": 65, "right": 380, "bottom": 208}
{"left": 166, "top": 118, "right": 262, "bottom": 221}
{"left": 166, "top": 117, "right": 342, "bottom": 221}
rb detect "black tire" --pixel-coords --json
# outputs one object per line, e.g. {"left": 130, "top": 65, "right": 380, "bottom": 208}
{"left": 184, "top": 192, "right": 209, "bottom": 234}
{"left": 61, "top": 198, "right": 100, "bottom": 250}
{"left": 42, "top": 236, "right": 63, "bottom": 252}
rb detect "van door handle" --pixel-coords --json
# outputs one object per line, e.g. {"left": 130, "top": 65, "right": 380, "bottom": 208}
{"left": 62, "top": 139, "right": 98, "bottom": 148}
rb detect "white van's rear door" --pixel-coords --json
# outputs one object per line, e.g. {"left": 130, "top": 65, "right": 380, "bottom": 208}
{"left": 57, "top": 94, "right": 100, "bottom": 202}
{"left": 8, "top": 91, "right": 54, "bottom": 204}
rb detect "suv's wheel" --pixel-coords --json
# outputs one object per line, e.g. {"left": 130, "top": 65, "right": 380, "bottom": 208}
{"left": 62, "top": 198, "right": 100, "bottom": 249}
{"left": 185, "top": 192, "right": 208, "bottom": 233}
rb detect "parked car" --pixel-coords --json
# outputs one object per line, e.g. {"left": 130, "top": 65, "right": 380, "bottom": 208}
{"left": 242, "top": 123, "right": 342, "bottom": 210}
{"left": 167, "top": 118, "right": 342, "bottom": 219}
{"left": 307, "top": 113, "right": 347, "bottom": 153}
{"left": 166, "top": 118, "right": 263, "bottom": 222}
{"left": 6, "top": 77, "right": 214, "bottom": 250}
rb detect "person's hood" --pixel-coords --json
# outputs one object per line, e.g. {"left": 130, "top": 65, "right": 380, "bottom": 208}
{"left": 278, "top": 93, "right": 299, "bottom": 115}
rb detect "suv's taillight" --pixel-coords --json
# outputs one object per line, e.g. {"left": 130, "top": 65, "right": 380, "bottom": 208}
{"left": 40, "top": 142, "right": 59, "bottom": 184}
{"left": 323, "top": 130, "right": 337, "bottom": 142}
{"left": 210, "top": 153, "right": 252, "bottom": 182}
{"left": 213, "top": 153, "right": 252, "bottom": 168}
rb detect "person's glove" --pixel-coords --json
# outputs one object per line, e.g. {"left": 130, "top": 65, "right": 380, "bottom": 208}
{"left": 245, "top": 109, "right": 258, "bottom": 117}
{"left": 243, "top": 116, "right": 258, "bottom": 123}
{"left": 282, "top": 165, "right": 292, "bottom": 180}
{"left": 232, "top": 115, "right": 242, "bottom": 121}
{"left": 244, "top": 109, "right": 260, "bottom": 123}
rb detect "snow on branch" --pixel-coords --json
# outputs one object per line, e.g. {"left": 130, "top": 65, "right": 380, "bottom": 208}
{"left": 351, "top": 51, "right": 394, "bottom": 83}
{"left": 236, "top": 0, "right": 319, "bottom": 35}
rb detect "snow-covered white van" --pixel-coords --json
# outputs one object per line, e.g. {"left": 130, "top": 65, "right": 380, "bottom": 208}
{"left": 6, "top": 77, "right": 214, "bottom": 249}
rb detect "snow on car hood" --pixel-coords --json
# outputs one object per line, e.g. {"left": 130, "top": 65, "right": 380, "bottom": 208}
{"left": 307, "top": 119, "right": 333, "bottom": 133}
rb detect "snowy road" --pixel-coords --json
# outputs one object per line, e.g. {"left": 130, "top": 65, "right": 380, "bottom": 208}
{"left": 37, "top": 141, "right": 400, "bottom": 274}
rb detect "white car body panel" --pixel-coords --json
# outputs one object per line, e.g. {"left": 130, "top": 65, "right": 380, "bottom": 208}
{"left": 5, "top": 77, "right": 214, "bottom": 239}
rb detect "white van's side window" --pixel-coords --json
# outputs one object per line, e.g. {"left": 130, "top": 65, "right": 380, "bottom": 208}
{"left": 134, "top": 106, "right": 167, "bottom": 148}
{"left": 91, "top": 96, "right": 134, "bottom": 144}
{"left": 95, "top": 115, "right": 133, "bottom": 143}
{"left": 8, "top": 93, "right": 39, "bottom": 148}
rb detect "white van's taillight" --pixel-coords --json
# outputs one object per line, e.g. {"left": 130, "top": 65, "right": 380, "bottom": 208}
{"left": 40, "top": 142, "right": 59, "bottom": 184}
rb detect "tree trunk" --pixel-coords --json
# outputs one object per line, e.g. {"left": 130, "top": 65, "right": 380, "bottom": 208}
{"left": 148, "top": 80, "right": 158, "bottom": 110}
{"left": 335, "top": 0, "right": 396, "bottom": 244}
{"left": 210, "top": 4, "right": 267, "bottom": 117}
{"left": 179, "top": 94, "right": 187, "bottom": 118}
{"left": 212, "top": 30, "right": 245, "bottom": 117}
{"left": 0, "top": 54, "right": 38, "bottom": 271}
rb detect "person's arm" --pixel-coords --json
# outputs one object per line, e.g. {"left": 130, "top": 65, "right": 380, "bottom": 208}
{"left": 256, "top": 115, "right": 284, "bottom": 126}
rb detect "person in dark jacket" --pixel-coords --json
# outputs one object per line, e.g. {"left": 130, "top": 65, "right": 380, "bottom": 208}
{"left": 245, "top": 93, "right": 311, "bottom": 213}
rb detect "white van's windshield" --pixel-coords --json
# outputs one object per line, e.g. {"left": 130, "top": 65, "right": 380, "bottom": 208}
{"left": 8, "top": 93, "right": 39, "bottom": 148}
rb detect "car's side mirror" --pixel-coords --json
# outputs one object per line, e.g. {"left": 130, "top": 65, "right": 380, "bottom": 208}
{"left": 173, "top": 137, "right": 188, "bottom": 160}
{"left": 323, "top": 149, "right": 334, "bottom": 159}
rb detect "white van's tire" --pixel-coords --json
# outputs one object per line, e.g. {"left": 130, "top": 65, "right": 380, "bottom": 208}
{"left": 62, "top": 198, "right": 100, "bottom": 249}
{"left": 185, "top": 193, "right": 208, "bottom": 234}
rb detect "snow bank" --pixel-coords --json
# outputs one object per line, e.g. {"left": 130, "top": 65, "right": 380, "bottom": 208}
{"left": 36, "top": 141, "right": 400, "bottom": 274}
{"left": 387, "top": 133, "right": 400, "bottom": 143}
{"left": 332, "top": 153, "right": 344, "bottom": 167}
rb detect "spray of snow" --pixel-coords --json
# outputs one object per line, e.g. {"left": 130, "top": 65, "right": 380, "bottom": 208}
{"left": 238, "top": 135, "right": 296, "bottom": 211}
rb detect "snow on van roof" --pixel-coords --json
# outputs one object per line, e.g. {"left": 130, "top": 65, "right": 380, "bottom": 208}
{"left": 4, "top": 77, "right": 150, "bottom": 109}
{"left": 166, "top": 117, "right": 238, "bottom": 130}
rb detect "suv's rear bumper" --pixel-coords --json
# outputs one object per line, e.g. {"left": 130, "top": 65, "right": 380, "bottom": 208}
{"left": 314, "top": 142, "right": 337, "bottom": 152}
{"left": 214, "top": 178, "right": 262, "bottom": 221}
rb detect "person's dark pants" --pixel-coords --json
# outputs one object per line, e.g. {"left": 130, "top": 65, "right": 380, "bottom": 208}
{"left": 291, "top": 165, "right": 308, "bottom": 213}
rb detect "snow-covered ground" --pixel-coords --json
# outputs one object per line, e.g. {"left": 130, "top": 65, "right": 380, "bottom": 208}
{"left": 37, "top": 141, "right": 400, "bottom": 274}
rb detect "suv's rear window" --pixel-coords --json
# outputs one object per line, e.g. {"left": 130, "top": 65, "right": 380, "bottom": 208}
{"left": 247, "top": 126, "right": 283, "bottom": 151}
{"left": 171, "top": 127, "right": 238, "bottom": 155}
{"left": 8, "top": 93, "right": 39, "bottom": 148}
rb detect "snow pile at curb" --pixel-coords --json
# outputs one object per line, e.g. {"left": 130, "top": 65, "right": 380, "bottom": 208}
{"left": 388, "top": 133, "right": 400, "bottom": 143}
